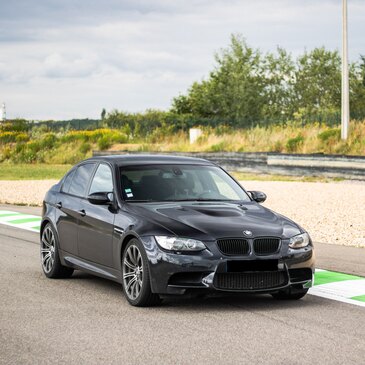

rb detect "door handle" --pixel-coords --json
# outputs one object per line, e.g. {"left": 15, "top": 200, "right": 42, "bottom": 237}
{"left": 78, "top": 209, "right": 86, "bottom": 217}
{"left": 56, "top": 202, "right": 62, "bottom": 209}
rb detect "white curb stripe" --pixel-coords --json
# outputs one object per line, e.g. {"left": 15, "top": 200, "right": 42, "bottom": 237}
{"left": 308, "top": 289, "right": 365, "bottom": 308}
{"left": 0, "top": 210, "right": 41, "bottom": 233}
{"left": 310, "top": 280, "right": 365, "bottom": 299}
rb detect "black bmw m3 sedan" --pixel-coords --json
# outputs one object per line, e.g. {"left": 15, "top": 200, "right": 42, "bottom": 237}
{"left": 41, "top": 155, "right": 315, "bottom": 306}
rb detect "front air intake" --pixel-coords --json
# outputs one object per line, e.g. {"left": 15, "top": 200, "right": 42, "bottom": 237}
{"left": 214, "top": 271, "right": 287, "bottom": 290}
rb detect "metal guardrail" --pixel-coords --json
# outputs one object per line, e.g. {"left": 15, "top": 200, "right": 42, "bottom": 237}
{"left": 93, "top": 151, "right": 365, "bottom": 180}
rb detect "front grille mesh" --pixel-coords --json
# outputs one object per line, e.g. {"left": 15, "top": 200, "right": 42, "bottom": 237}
{"left": 253, "top": 238, "right": 280, "bottom": 255}
{"left": 217, "top": 238, "right": 249, "bottom": 255}
{"left": 214, "top": 271, "right": 287, "bottom": 290}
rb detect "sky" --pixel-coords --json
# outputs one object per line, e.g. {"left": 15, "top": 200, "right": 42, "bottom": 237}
{"left": 0, "top": 0, "right": 364, "bottom": 120}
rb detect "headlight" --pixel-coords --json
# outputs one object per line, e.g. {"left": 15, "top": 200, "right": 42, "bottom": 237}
{"left": 155, "top": 236, "right": 206, "bottom": 252}
{"left": 289, "top": 233, "right": 310, "bottom": 249}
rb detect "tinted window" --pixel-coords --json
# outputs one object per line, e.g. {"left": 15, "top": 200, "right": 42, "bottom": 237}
{"left": 89, "top": 164, "right": 113, "bottom": 194}
{"left": 61, "top": 169, "right": 75, "bottom": 193}
{"left": 69, "top": 163, "right": 95, "bottom": 197}
{"left": 120, "top": 164, "right": 250, "bottom": 202}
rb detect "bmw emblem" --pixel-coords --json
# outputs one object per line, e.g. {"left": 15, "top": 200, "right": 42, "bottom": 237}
{"left": 243, "top": 230, "right": 253, "bottom": 237}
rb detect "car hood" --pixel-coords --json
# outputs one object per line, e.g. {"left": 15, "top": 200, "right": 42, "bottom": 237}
{"left": 128, "top": 201, "right": 301, "bottom": 240}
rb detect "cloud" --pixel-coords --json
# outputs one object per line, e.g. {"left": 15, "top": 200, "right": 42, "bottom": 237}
{"left": 0, "top": 0, "right": 364, "bottom": 119}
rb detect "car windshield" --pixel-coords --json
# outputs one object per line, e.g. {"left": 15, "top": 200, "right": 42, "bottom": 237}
{"left": 120, "top": 164, "right": 250, "bottom": 202}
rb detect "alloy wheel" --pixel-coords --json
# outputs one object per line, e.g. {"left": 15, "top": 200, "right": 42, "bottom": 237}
{"left": 123, "top": 245, "right": 143, "bottom": 300}
{"left": 41, "top": 226, "right": 56, "bottom": 274}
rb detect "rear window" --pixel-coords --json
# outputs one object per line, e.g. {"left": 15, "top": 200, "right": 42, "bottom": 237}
{"left": 61, "top": 169, "right": 75, "bottom": 193}
{"left": 68, "top": 163, "right": 95, "bottom": 197}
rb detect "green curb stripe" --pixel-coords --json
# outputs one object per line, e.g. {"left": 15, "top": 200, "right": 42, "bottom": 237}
{"left": 351, "top": 294, "right": 365, "bottom": 303}
{"left": 0, "top": 213, "right": 21, "bottom": 217}
{"left": 314, "top": 271, "right": 364, "bottom": 286}
{"left": 7, "top": 217, "right": 42, "bottom": 224}
{"left": 31, "top": 226, "right": 41, "bottom": 231}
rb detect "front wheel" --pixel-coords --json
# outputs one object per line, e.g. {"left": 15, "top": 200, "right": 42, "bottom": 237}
{"left": 122, "top": 239, "right": 161, "bottom": 307}
{"left": 271, "top": 287, "right": 308, "bottom": 300}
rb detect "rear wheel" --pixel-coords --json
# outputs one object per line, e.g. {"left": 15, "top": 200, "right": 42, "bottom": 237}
{"left": 122, "top": 238, "right": 161, "bottom": 307}
{"left": 271, "top": 287, "right": 308, "bottom": 300}
{"left": 40, "top": 223, "right": 74, "bottom": 279}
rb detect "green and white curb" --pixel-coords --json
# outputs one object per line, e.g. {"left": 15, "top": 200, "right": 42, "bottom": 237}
{"left": 0, "top": 210, "right": 41, "bottom": 233}
{"left": 309, "top": 269, "right": 365, "bottom": 308}
{"left": 1, "top": 209, "right": 364, "bottom": 308}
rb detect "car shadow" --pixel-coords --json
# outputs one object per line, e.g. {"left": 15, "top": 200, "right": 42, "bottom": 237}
{"left": 67, "top": 270, "right": 321, "bottom": 312}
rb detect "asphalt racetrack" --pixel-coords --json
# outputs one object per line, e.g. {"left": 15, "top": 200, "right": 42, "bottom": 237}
{"left": 0, "top": 205, "right": 364, "bottom": 365}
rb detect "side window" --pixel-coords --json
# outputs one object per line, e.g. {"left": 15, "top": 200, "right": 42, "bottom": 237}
{"left": 61, "top": 169, "right": 75, "bottom": 193}
{"left": 68, "top": 163, "right": 95, "bottom": 197}
{"left": 89, "top": 164, "right": 113, "bottom": 194}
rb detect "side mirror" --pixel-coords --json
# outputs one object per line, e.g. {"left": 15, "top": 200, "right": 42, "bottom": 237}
{"left": 248, "top": 190, "right": 267, "bottom": 203}
{"left": 87, "top": 192, "right": 113, "bottom": 205}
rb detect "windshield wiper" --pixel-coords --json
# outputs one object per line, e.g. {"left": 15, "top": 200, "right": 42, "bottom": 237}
{"left": 169, "top": 199, "right": 232, "bottom": 202}
{"left": 125, "top": 199, "right": 153, "bottom": 203}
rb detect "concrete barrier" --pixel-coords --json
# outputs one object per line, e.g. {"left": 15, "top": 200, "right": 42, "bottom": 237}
{"left": 93, "top": 151, "right": 365, "bottom": 180}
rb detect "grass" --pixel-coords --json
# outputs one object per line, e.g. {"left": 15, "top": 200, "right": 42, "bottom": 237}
{"left": 0, "top": 164, "right": 72, "bottom": 180}
{"left": 1, "top": 121, "right": 364, "bottom": 165}
{"left": 122, "top": 120, "right": 365, "bottom": 155}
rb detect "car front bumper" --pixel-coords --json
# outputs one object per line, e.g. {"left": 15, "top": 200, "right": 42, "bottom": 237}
{"left": 140, "top": 236, "right": 315, "bottom": 295}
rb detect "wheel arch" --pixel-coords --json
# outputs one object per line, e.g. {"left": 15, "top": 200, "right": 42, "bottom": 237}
{"left": 120, "top": 233, "right": 139, "bottom": 260}
{"left": 40, "top": 218, "right": 60, "bottom": 247}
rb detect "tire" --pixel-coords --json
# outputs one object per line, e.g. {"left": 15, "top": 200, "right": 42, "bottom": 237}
{"left": 122, "top": 238, "right": 161, "bottom": 307}
{"left": 271, "top": 287, "right": 308, "bottom": 300}
{"left": 40, "top": 223, "right": 74, "bottom": 279}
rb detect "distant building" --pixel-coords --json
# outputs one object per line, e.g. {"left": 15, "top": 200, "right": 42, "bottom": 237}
{"left": 1, "top": 103, "right": 5, "bottom": 122}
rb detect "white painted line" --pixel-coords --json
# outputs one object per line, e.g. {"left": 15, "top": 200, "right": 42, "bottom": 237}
{"left": 310, "top": 280, "right": 365, "bottom": 299}
{"left": 308, "top": 289, "right": 365, "bottom": 308}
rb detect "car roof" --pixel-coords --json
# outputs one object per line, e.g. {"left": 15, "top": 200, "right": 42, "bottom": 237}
{"left": 83, "top": 154, "right": 215, "bottom": 167}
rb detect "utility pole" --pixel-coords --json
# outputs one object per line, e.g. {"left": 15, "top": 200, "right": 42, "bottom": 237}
{"left": 341, "top": 0, "right": 349, "bottom": 140}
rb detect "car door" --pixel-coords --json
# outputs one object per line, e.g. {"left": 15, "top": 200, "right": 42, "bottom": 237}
{"left": 77, "top": 163, "right": 116, "bottom": 268}
{"left": 56, "top": 163, "right": 96, "bottom": 256}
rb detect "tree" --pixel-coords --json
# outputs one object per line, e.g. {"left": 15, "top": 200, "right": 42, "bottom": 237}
{"left": 172, "top": 35, "right": 365, "bottom": 126}
{"left": 261, "top": 48, "right": 295, "bottom": 120}
{"left": 293, "top": 48, "right": 341, "bottom": 117}
{"left": 172, "top": 35, "right": 266, "bottom": 125}
{"left": 349, "top": 56, "right": 365, "bottom": 118}
{"left": 101, "top": 108, "right": 106, "bottom": 120}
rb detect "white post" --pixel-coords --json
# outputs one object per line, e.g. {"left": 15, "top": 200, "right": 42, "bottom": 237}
{"left": 341, "top": 0, "right": 350, "bottom": 140}
{"left": 189, "top": 128, "right": 202, "bottom": 144}
{"left": 1, "top": 103, "right": 6, "bottom": 122}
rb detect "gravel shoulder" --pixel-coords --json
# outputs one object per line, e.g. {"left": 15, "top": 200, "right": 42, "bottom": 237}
{"left": 0, "top": 179, "right": 364, "bottom": 248}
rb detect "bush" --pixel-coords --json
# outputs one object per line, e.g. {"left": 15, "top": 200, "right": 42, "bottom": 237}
{"left": 79, "top": 142, "right": 91, "bottom": 154}
{"left": 40, "top": 133, "right": 57, "bottom": 149}
{"left": 111, "top": 133, "right": 128, "bottom": 144}
{"left": 15, "top": 133, "right": 30, "bottom": 143}
{"left": 0, "top": 119, "right": 30, "bottom": 132}
{"left": 318, "top": 128, "right": 341, "bottom": 142}
{"left": 209, "top": 141, "right": 227, "bottom": 152}
{"left": 286, "top": 134, "right": 304, "bottom": 152}
{"left": 0, "top": 132, "right": 18, "bottom": 144}
{"left": 97, "top": 136, "right": 111, "bottom": 150}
